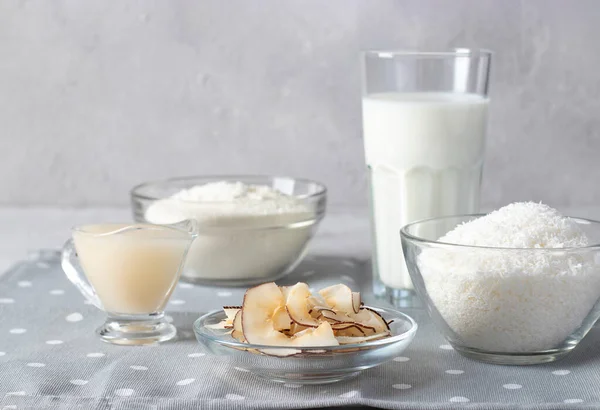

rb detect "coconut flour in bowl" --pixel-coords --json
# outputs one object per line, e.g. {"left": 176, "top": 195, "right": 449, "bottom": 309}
{"left": 418, "top": 202, "right": 600, "bottom": 353}
{"left": 142, "top": 181, "right": 320, "bottom": 285}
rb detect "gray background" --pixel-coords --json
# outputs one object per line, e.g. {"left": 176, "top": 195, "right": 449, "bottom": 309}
{"left": 1, "top": 0, "right": 598, "bottom": 208}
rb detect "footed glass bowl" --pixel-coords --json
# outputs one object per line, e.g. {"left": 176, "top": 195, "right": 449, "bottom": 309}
{"left": 401, "top": 214, "right": 600, "bottom": 365}
{"left": 193, "top": 306, "right": 417, "bottom": 384}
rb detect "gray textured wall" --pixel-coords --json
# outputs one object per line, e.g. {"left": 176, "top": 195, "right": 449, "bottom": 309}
{"left": 1, "top": 0, "right": 599, "bottom": 207}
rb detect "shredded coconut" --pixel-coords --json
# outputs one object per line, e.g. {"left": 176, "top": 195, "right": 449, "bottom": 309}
{"left": 439, "top": 202, "right": 589, "bottom": 248}
{"left": 144, "top": 182, "right": 315, "bottom": 281}
{"left": 418, "top": 202, "right": 600, "bottom": 352}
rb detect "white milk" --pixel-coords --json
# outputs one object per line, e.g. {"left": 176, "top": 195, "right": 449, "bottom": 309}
{"left": 362, "top": 92, "right": 488, "bottom": 289}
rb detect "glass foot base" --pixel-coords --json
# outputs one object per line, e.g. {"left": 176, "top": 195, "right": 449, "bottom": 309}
{"left": 97, "top": 318, "right": 176, "bottom": 346}
{"left": 373, "top": 282, "right": 423, "bottom": 308}
{"left": 452, "top": 344, "right": 574, "bottom": 365}
{"left": 256, "top": 371, "right": 361, "bottom": 385}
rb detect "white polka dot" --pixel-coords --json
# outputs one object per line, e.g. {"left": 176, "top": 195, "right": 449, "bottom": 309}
{"left": 170, "top": 299, "right": 185, "bottom": 305}
{"left": 284, "top": 383, "right": 302, "bottom": 388}
{"left": 164, "top": 315, "right": 174, "bottom": 323}
{"left": 393, "top": 356, "right": 410, "bottom": 362}
{"left": 225, "top": 394, "right": 244, "bottom": 400}
{"left": 188, "top": 353, "right": 205, "bottom": 358}
{"left": 564, "top": 399, "right": 583, "bottom": 404}
{"left": 17, "top": 281, "right": 32, "bottom": 288}
{"left": 445, "top": 370, "right": 464, "bottom": 375}
{"left": 115, "top": 388, "right": 134, "bottom": 397}
{"left": 439, "top": 344, "right": 453, "bottom": 350}
{"left": 66, "top": 313, "right": 83, "bottom": 322}
{"left": 449, "top": 396, "right": 470, "bottom": 403}
{"left": 217, "top": 291, "right": 232, "bottom": 297}
{"left": 0, "top": 298, "right": 14, "bottom": 304}
{"left": 176, "top": 378, "right": 195, "bottom": 386}
{"left": 0, "top": 352, "right": 5, "bottom": 356}
{"left": 179, "top": 283, "right": 194, "bottom": 289}
{"left": 130, "top": 365, "right": 148, "bottom": 371}
{"left": 301, "top": 270, "right": 315, "bottom": 277}
{"left": 9, "top": 328, "right": 26, "bottom": 334}
{"left": 503, "top": 384, "right": 522, "bottom": 390}
{"left": 234, "top": 366, "right": 249, "bottom": 372}
{"left": 6, "top": 391, "right": 26, "bottom": 396}
{"left": 339, "top": 390, "right": 359, "bottom": 398}
{"left": 70, "top": 379, "right": 88, "bottom": 386}
{"left": 27, "top": 362, "right": 45, "bottom": 367}
{"left": 46, "top": 340, "right": 63, "bottom": 345}
{"left": 49, "top": 290, "right": 64, "bottom": 295}
{"left": 86, "top": 352, "right": 105, "bottom": 358}
{"left": 552, "top": 370, "right": 571, "bottom": 376}
{"left": 392, "top": 384, "right": 412, "bottom": 390}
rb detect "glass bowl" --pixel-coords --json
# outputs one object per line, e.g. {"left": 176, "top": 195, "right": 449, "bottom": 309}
{"left": 193, "top": 306, "right": 417, "bottom": 384}
{"left": 401, "top": 214, "right": 600, "bottom": 365}
{"left": 131, "top": 175, "right": 327, "bottom": 286}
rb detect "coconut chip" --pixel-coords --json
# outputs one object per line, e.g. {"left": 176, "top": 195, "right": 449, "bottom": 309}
{"left": 206, "top": 282, "right": 393, "bottom": 355}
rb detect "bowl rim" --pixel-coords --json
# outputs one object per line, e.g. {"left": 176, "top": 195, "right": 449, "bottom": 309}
{"left": 130, "top": 174, "right": 328, "bottom": 204}
{"left": 401, "top": 213, "right": 600, "bottom": 251}
{"left": 193, "top": 305, "right": 418, "bottom": 352}
{"left": 362, "top": 48, "right": 493, "bottom": 59}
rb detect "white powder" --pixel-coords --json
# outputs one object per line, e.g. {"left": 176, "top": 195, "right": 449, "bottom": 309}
{"left": 418, "top": 202, "right": 600, "bottom": 352}
{"left": 145, "top": 182, "right": 316, "bottom": 282}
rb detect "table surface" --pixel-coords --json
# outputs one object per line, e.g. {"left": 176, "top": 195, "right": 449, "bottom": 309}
{"left": 1, "top": 206, "right": 600, "bottom": 410}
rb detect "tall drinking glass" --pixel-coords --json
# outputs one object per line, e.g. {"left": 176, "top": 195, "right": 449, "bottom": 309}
{"left": 361, "top": 49, "right": 491, "bottom": 307}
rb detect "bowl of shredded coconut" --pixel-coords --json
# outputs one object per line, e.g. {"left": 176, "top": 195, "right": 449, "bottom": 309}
{"left": 400, "top": 202, "right": 600, "bottom": 365}
{"left": 131, "top": 176, "right": 326, "bottom": 286}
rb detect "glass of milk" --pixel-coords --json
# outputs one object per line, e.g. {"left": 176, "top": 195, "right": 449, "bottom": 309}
{"left": 361, "top": 49, "right": 491, "bottom": 307}
{"left": 61, "top": 221, "right": 198, "bottom": 345}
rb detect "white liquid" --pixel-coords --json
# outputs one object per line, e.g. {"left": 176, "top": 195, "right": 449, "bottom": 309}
{"left": 362, "top": 92, "right": 488, "bottom": 289}
{"left": 74, "top": 224, "right": 190, "bottom": 315}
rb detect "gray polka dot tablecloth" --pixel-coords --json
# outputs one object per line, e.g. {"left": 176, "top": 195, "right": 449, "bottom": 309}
{"left": 1, "top": 250, "right": 600, "bottom": 410}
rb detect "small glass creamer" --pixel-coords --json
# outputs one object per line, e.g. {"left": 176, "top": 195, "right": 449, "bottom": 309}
{"left": 62, "top": 220, "right": 197, "bottom": 345}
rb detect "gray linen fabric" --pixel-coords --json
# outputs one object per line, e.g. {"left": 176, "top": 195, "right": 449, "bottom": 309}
{"left": 1, "top": 250, "right": 600, "bottom": 410}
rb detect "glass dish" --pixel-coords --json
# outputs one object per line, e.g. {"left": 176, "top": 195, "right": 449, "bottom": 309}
{"left": 62, "top": 221, "right": 198, "bottom": 345}
{"left": 193, "top": 306, "right": 417, "bottom": 384}
{"left": 131, "top": 175, "right": 327, "bottom": 286}
{"left": 401, "top": 214, "right": 600, "bottom": 365}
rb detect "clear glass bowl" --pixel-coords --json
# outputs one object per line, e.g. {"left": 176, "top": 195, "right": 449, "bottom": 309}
{"left": 401, "top": 214, "right": 600, "bottom": 365}
{"left": 131, "top": 175, "right": 326, "bottom": 286}
{"left": 193, "top": 306, "right": 417, "bottom": 384}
